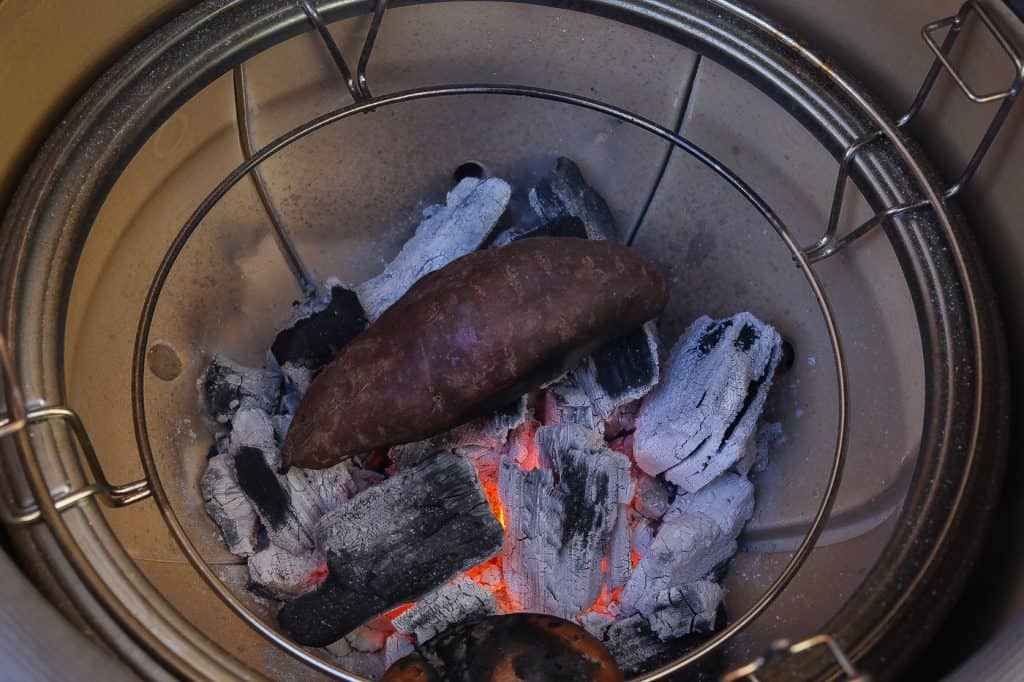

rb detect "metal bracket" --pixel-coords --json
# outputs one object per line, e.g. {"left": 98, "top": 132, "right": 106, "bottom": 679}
{"left": 803, "top": 0, "right": 1024, "bottom": 262}
{"left": 721, "top": 635, "right": 870, "bottom": 682}
{"left": 0, "top": 335, "right": 150, "bottom": 526}
{"left": 298, "top": 0, "right": 387, "bottom": 102}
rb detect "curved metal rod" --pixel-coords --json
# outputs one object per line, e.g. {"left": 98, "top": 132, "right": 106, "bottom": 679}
{"left": 132, "top": 83, "right": 850, "bottom": 680}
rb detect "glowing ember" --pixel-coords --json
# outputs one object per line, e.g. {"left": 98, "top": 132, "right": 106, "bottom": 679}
{"left": 384, "top": 603, "right": 415, "bottom": 621}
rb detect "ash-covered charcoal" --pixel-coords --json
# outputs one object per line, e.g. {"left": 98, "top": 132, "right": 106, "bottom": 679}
{"left": 384, "top": 633, "right": 415, "bottom": 669}
{"left": 606, "top": 508, "right": 632, "bottom": 590}
{"left": 325, "top": 618, "right": 393, "bottom": 680}
{"left": 633, "top": 472, "right": 674, "bottom": 520}
{"left": 247, "top": 544, "right": 327, "bottom": 599}
{"left": 604, "top": 401, "right": 640, "bottom": 441}
{"left": 229, "top": 407, "right": 279, "bottom": 465}
{"left": 542, "top": 372, "right": 600, "bottom": 430}
{"left": 663, "top": 471, "right": 754, "bottom": 535}
{"left": 384, "top": 614, "right": 623, "bottom": 682}
{"left": 201, "top": 355, "right": 280, "bottom": 424}
{"left": 575, "top": 322, "right": 660, "bottom": 420}
{"left": 642, "top": 580, "right": 722, "bottom": 640}
{"left": 629, "top": 510, "right": 657, "bottom": 557}
{"left": 277, "top": 452, "right": 504, "bottom": 646}
{"left": 585, "top": 612, "right": 721, "bottom": 679}
{"left": 529, "top": 157, "right": 617, "bottom": 241}
{"left": 634, "top": 312, "right": 783, "bottom": 493}
{"left": 393, "top": 577, "right": 498, "bottom": 644}
{"left": 232, "top": 445, "right": 315, "bottom": 555}
{"left": 200, "top": 451, "right": 260, "bottom": 557}
{"left": 620, "top": 474, "right": 754, "bottom": 618}
{"left": 355, "top": 177, "right": 512, "bottom": 321}
{"left": 499, "top": 424, "right": 632, "bottom": 619}
{"left": 388, "top": 396, "right": 528, "bottom": 475}
{"left": 271, "top": 282, "right": 367, "bottom": 373}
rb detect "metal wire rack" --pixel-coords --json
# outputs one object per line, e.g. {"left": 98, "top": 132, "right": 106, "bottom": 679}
{"left": 0, "top": 0, "right": 1020, "bottom": 680}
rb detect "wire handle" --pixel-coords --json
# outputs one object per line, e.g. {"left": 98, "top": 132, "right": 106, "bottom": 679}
{"left": 720, "top": 635, "right": 870, "bottom": 682}
{"left": 298, "top": 0, "right": 387, "bottom": 102}
{"left": 803, "top": 0, "right": 1024, "bottom": 262}
{"left": 0, "top": 333, "right": 150, "bottom": 525}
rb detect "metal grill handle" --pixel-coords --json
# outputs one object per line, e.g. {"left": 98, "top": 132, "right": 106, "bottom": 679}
{"left": 803, "top": 0, "right": 1024, "bottom": 262}
{"left": 721, "top": 635, "right": 870, "bottom": 682}
{"left": 0, "top": 334, "right": 150, "bottom": 525}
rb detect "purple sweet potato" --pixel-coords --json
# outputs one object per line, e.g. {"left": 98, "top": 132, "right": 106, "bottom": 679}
{"left": 281, "top": 238, "right": 668, "bottom": 470}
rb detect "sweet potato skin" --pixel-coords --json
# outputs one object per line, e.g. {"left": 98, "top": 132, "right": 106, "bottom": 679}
{"left": 281, "top": 238, "right": 668, "bottom": 469}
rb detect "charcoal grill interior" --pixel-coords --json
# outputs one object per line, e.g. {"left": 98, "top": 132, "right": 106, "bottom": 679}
{"left": 0, "top": 0, "right": 1015, "bottom": 680}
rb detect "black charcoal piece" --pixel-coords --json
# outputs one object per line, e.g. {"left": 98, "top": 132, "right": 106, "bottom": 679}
{"left": 234, "top": 446, "right": 291, "bottom": 531}
{"left": 271, "top": 285, "right": 367, "bottom": 371}
{"left": 499, "top": 215, "right": 588, "bottom": 244}
{"left": 634, "top": 312, "right": 782, "bottom": 493}
{"left": 529, "top": 157, "right": 617, "bottom": 241}
{"left": 201, "top": 356, "right": 280, "bottom": 424}
{"left": 592, "top": 325, "right": 659, "bottom": 402}
{"left": 277, "top": 452, "right": 503, "bottom": 646}
{"left": 583, "top": 612, "right": 723, "bottom": 678}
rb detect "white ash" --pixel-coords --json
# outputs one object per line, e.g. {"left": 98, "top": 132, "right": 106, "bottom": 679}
{"left": 280, "top": 363, "right": 314, "bottom": 396}
{"left": 634, "top": 313, "right": 782, "bottom": 493}
{"left": 248, "top": 544, "right": 326, "bottom": 599}
{"left": 324, "top": 618, "right": 392, "bottom": 680}
{"left": 663, "top": 472, "right": 754, "bottom": 535}
{"left": 384, "top": 633, "right": 415, "bottom": 669}
{"left": 392, "top": 577, "right": 498, "bottom": 644}
{"left": 633, "top": 472, "right": 674, "bottom": 520}
{"left": 498, "top": 424, "right": 632, "bottom": 619}
{"left": 643, "top": 580, "right": 721, "bottom": 640}
{"left": 746, "top": 420, "right": 786, "bottom": 475}
{"left": 201, "top": 356, "right": 280, "bottom": 424}
{"left": 620, "top": 477, "right": 754, "bottom": 619}
{"left": 355, "top": 177, "right": 511, "bottom": 320}
{"left": 200, "top": 452, "right": 259, "bottom": 557}
{"left": 629, "top": 511, "right": 658, "bottom": 558}
{"left": 228, "top": 407, "right": 279, "bottom": 467}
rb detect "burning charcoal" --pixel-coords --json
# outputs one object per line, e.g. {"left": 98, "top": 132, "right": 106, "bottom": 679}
{"left": 606, "top": 508, "right": 632, "bottom": 590}
{"left": 201, "top": 355, "right": 280, "bottom": 424}
{"left": 620, "top": 477, "right": 753, "bottom": 619}
{"left": 393, "top": 577, "right": 498, "bottom": 644}
{"left": 384, "top": 634, "right": 416, "bottom": 669}
{"left": 529, "top": 157, "right": 617, "bottom": 241}
{"left": 388, "top": 397, "right": 528, "bottom": 475}
{"left": 271, "top": 282, "right": 368, "bottom": 372}
{"left": 200, "top": 452, "right": 259, "bottom": 557}
{"left": 355, "top": 177, "right": 512, "bottom": 321}
{"left": 634, "top": 312, "right": 782, "bottom": 493}
{"left": 643, "top": 581, "right": 722, "bottom": 640}
{"left": 247, "top": 544, "right": 326, "bottom": 599}
{"left": 382, "top": 614, "right": 623, "bottom": 682}
{"left": 574, "top": 323, "right": 660, "bottom": 420}
{"left": 325, "top": 618, "right": 392, "bottom": 680}
{"left": 277, "top": 452, "right": 503, "bottom": 646}
{"left": 232, "top": 446, "right": 315, "bottom": 555}
{"left": 499, "top": 424, "right": 632, "bottom": 619}
{"left": 633, "top": 473, "right": 674, "bottom": 520}
{"left": 283, "top": 238, "right": 668, "bottom": 470}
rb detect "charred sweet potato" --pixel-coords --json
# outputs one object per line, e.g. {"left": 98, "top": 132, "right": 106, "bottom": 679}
{"left": 281, "top": 238, "right": 668, "bottom": 470}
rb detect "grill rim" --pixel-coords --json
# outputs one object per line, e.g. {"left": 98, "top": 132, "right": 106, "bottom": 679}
{"left": 0, "top": 0, "right": 1007, "bottom": 680}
